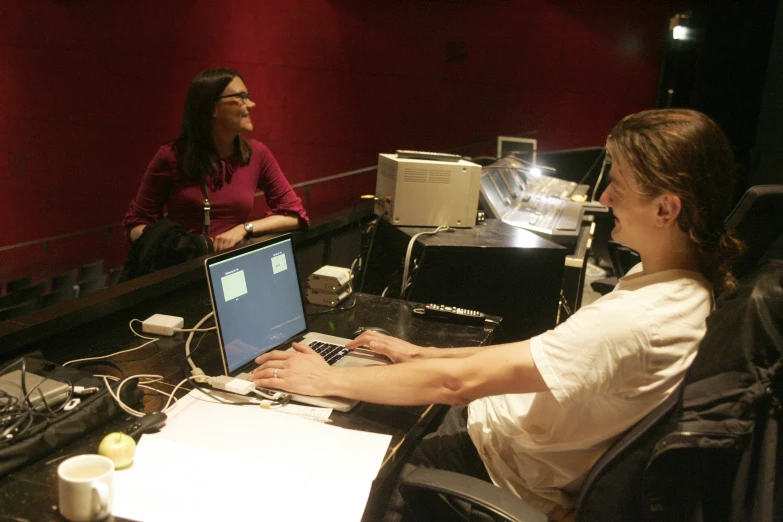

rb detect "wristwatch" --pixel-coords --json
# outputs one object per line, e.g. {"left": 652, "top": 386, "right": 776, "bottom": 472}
{"left": 243, "top": 222, "right": 254, "bottom": 237}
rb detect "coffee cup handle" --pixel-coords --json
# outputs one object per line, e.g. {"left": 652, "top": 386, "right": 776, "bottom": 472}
{"left": 91, "top": 481, "right": 109, "bottom": 518}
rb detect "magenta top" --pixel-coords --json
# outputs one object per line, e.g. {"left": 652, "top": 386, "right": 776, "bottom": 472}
{"left": 123, "top": 140, "right": 309, "bottom": 239}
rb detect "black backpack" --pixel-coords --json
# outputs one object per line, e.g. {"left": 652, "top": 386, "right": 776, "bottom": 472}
{"left": 122, "top": 218, "right": 213, "bottom": 280}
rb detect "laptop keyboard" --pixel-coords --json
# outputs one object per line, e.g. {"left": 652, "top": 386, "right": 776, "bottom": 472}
{"left": 308, "top": 341, "right": 349, "bottom": 366}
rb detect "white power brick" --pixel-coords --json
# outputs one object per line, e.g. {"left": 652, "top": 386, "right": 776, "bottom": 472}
{"left": 307, "top": 265, "right": 352, "bottom": 291}
{"left": 142, "top": 314, "right": 185, "bottom": 336}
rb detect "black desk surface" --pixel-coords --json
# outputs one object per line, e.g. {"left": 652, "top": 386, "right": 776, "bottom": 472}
{"left": 0, "top": 279, "right": 499, "bottom": 522}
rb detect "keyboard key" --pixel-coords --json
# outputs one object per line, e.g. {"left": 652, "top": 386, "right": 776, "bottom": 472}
{"left": 308, "top": 340, "right": 348, "bottom": 366}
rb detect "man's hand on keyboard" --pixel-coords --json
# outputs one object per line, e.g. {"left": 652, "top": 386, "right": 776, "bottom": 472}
{"left": 346, "top": 332, "right": 431, "bottom": 364}
{"left": 250, "top": 342, "right": 331, "bottom": 396}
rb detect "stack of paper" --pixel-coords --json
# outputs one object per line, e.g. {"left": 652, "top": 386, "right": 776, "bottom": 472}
{"left": 113, "top": 389, "right": 392, "bottom": 522}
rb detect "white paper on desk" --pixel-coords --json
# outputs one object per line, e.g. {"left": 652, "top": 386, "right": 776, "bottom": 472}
{"left": 112, "top": 389, "right": 391, "bottom": 522}
{"left": 114, "top": 436, "right": 372, "bottom": 522}
{"left": 159, "top": 389, "right": 391, "bottom": 479}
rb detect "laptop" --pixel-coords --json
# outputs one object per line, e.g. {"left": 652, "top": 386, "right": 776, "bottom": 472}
{"left": 0, "top": 370, "right": 70, "bottom": 410}
{"left": 204, "top": 233, "right": 389, "bottom": 412}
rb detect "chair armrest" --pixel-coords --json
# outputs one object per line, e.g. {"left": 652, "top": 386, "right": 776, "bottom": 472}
{"left": 400, "top": 468, "right": 547, "bottom": 522}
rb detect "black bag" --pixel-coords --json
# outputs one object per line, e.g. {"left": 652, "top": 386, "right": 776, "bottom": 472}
{"left": 0, "top": 354, "right": 144, "bottom": 477}
{"left": 122, "top": 218, "right": 213, "bottom": 280}
{"left": 575, "top": 260, "right": 783, "bottom": 522}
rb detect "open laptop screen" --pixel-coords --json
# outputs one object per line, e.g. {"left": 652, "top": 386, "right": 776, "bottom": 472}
{"left": 206, "top": 236, "right": 307, "bottom": 373}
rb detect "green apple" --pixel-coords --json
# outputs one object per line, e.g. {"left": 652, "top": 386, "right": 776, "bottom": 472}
{"left": 98, "top": 432, "right": 136, "bottom": 469}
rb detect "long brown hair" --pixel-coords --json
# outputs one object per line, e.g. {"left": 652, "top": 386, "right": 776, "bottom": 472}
{"left": 607, "top": 108, "right": 744, "bottom": 294}
{"left": 174, "top": 67, "right": 252, "bottom": 186}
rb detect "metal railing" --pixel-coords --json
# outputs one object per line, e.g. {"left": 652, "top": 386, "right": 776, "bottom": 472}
{"left": 0, "top": 166, "right": 378, "bottom": 253}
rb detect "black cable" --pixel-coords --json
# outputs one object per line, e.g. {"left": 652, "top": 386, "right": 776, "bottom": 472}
{"left": 358, "top": 212, "right": 386, "bottom": 293}
{"left": 576, "top": 148, "right": 606, "bottom": 187}
{"left": 306, "top": 293, "right": 358, "bottom": 316}
{"left": 69, "top": 360, "right": 126, "bottom": 379}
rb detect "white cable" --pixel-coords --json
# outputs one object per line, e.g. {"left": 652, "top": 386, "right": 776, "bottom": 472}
{"left": 174, "top": 327, "right": 217, "bottom": 333}
{"left": 185, "top": 311, "right": 215, "bottom": 375}
{"left": 98, "top": 374, "right": 190, "bottom": 418}
{"left": 401, "top": 226, "right": 448, "bottom": 297}
{"left": 96, "top": 374, "right": 184, "bottom": 403}
{"left": 129, "top": 318, "right": 159, "bottom": 341}
{"left": 63, "top": 320, "right": 160, "bottom": 366}
{"left": 591, "top": 155, "right": 610, "bottom": 202}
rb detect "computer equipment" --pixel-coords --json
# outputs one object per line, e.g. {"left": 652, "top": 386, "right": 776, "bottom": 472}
{"left": 479, "top": 156, "right": 604, "bottom": 244}
{"left": 374, "top": 153, "right": 482, "bottom": 227}
{"left": 0, "top": 371, "right": 70, "bottom": 410}
{"left": 204, "top": 234, "right": 389, "bottom": 412}
{"left": 496, "top": 136, "right": 537, "bottom": 164}
{"left": 362, "top": 219, "right": 566, "bottom": 342}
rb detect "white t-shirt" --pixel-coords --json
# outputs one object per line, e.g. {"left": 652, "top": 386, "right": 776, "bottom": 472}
{"left": 467, "top": 266, "right": 712, "bottom": 518}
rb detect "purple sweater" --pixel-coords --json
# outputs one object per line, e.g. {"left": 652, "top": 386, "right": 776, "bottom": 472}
{"left": 123, "top": 140, "right": 309, "bottom": 239}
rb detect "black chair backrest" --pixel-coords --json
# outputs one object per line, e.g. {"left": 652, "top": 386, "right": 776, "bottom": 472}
{"left": 724, "top": 184, "right": 783, "bottom": 278}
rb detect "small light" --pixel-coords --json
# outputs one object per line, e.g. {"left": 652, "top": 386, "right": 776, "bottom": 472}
{"left": 528, "top": 167, "right": 542, "bottom": 178}
{"left": 672, "top": 25, "right": 687, "bottom": 40}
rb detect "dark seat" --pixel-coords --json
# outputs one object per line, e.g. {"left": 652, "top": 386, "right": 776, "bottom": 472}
{"left": 40, "top": 286, "right": 79, "bottom": 308}
{"left": 79, "top": 260, "right": 105, "bottom": 283}
{"left": 78, "top": 274, "right": 108, "bottom": 296}
{"left": 5, "top": 276, "right": 32, "bottom": 294}
{"left": 50, "top": 269, "right": 79, "bottom": 291}
{"left": 724, "top": 184, "right": 783, "bottom": 278}
{"left": 0, "top": 298, "right": 40, "bottom": 321}
{"left": 108, "top": 266, "right": 124, "bottom": 286}
{"left": 590, "top": 240, "right": 640, "bottom": 295}
{"left": 0, "top": 281, "right": 46, "bottom": 309}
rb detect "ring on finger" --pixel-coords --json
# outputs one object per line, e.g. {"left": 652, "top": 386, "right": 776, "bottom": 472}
{"left": 273, "top": 368, "right": 278, "bottom": 378}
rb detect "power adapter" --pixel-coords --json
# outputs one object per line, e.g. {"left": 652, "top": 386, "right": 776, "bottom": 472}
{"left": 142, "top": 314, "right": 185, "bottom": 336}
{"left": 211, "top": 375, "right": 255, "bottom": 395}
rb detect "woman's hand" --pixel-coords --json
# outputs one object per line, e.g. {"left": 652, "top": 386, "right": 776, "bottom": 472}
{"left": 249, "top": 342, "right": 333, "bottom": 396}
{"left": 212, "top": 225, "right": 247, "bottom": 252}
{"left": 346, "top": 331, "right": 431, "bottom": 364}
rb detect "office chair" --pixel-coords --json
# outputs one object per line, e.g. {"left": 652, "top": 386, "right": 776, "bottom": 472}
{"left": 400, "top": 185, "right": 783, "bottom": 522}
{"left": 724, "top": 184, "right": 783, "bottom": 278}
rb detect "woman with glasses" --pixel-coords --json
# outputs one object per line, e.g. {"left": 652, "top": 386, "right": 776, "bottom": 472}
{"left": 123, "top": 67, "right": 308, "bottom": 252}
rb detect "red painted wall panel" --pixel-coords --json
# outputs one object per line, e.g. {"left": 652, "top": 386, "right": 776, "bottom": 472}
{"left": 0, "top": 0, "right": 684, "bottom": 284}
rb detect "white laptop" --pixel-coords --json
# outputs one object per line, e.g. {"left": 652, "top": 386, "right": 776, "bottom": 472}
{"left": 204, "top": 233, "right": 388, "bottom": 412}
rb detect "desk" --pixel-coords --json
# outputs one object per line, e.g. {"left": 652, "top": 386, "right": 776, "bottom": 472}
{"left": 0, "top": 274, "right": 499, "bottom": 521}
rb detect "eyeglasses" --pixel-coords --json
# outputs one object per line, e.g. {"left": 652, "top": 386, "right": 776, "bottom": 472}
{"left": 218, "top": 92, "right": 251, "bottom": 104}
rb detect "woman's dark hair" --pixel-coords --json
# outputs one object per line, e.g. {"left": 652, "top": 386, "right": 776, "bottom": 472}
{"left": 607, "top": 108, "right": 744, "bottom": 295}
{"left": 175, "top": 67, "right": 252, "bottom": 185}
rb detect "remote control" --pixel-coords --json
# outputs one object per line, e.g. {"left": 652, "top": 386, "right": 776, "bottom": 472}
{"left": 396, "top": 150, "right": 463, "bottom": 162}
{"left": 419, "top": 304, "right": 488, "bottom": 325}
{"left": 123, "top": 411, "right": 167, "bottom": 440}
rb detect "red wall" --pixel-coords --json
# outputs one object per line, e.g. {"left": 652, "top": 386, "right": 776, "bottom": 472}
{"left": 0, "top": 0, "right": 683, "bottom": 284}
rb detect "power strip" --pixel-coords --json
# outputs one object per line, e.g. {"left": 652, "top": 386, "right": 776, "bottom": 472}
{"left": 142, "top": 314, "right": 185, "bottom": 336}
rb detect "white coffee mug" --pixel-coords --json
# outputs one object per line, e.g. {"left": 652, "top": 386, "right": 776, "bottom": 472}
{"left": 57, "top": 454, "right": 114, "bottom": 522}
